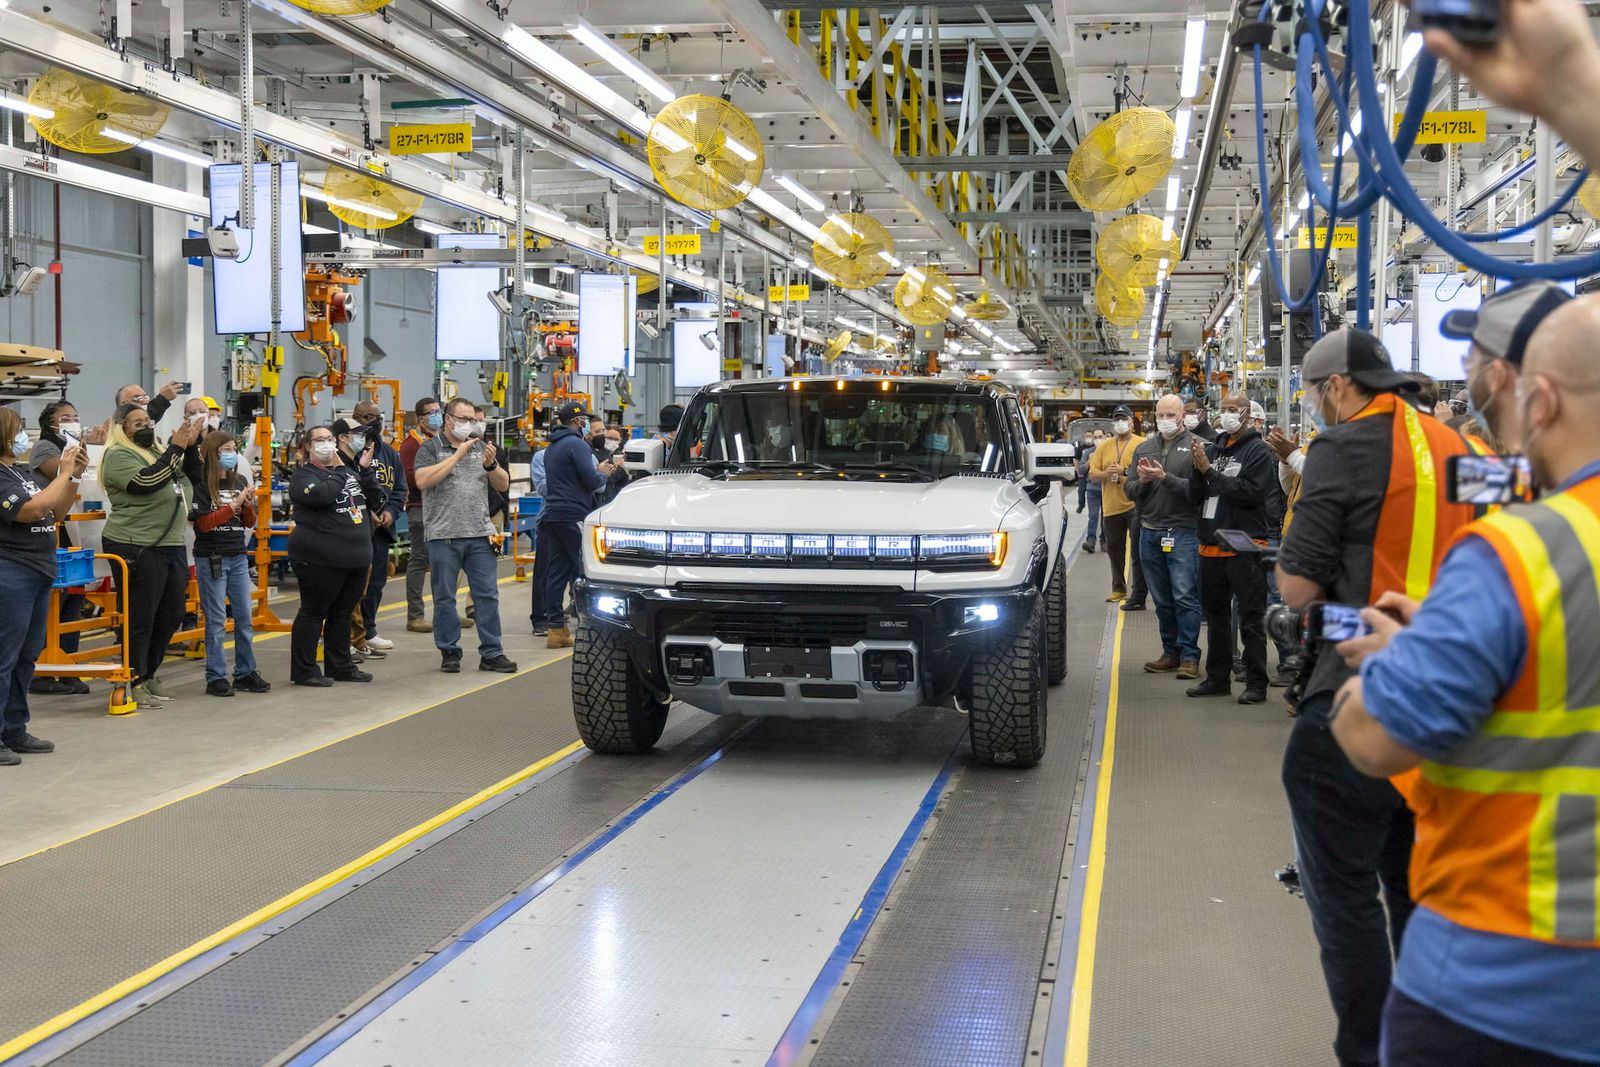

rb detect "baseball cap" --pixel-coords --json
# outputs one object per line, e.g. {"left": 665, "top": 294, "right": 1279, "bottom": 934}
{"left": 1112, "top": 404, "right": 1134, "bottom": 418}
{"left": 554, "top": 400, "right": 591, "bottom": 424}
{"left": 200, "top": 395, "right": 222, "bottom": 412}
{"left": 1302, "top": 329, "right": 1416, "bottom": 394}
{"left": 1439, "top": 280, "right": 1572, "bottom": 366}
{"left": 1249, "top": 400, "right": 1266, "bottom": 422}
{"left": 332, "top": 418, "right": 363, "bottom": 438}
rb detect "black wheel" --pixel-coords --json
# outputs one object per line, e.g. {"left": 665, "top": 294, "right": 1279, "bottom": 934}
{"left": 966, "top": 596, "right": 1047, "bottom": 768}
{"left": 1045, "top": 553, "right": 1068, "bottom": 686}
{"left": 571, "top": 624, "right": 669, "bottom": 754}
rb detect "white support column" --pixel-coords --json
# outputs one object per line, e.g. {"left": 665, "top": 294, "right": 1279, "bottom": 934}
{"left": 150, "top": 155, "right": 205, "bottom": 418}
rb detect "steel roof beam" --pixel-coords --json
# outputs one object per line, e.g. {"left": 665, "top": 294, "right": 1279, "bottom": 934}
{"left": 901, "top": 153, "right": 1073, "bottom": 170}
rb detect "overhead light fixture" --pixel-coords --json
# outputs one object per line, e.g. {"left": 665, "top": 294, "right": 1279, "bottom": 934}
{"left": 551, "top": 265, "right": 576, "bottom": 275}
{"left": 0, "top": 93, "right": 53, "bottom": 120}
{"left": 99, "top": 126, "right": 213, "bottom": 168}
{"left": 774, "top": 175, "right": 826, "bottom": 212}
{"left": 502, "top": 25, "right": 651, "bottom": 134}
{"left": 414, "top": 219, "right": 453, "bottom": 236}
{"left": 723, "top": 135, "right": 759, "bottom": 163}
{"left": 827, "top": 213, "right": 860, "bottom": 238}
{"left": 1165, "top": 175, "right": 1181, "bottom": 213}
{"left": 950, "top": 304, "right": 968, "bottom": 320}
{"left": 1180, "top": 15, "right": 1207, "bottom": 99}
{"left": 1297, "top": 190, "right": 1311, "bottom": 210}
{"left": 1286, "top": 212, "right": 1302, "bottom": 232}
{"left": 301, "top": 185, "right": 400, "bottom": 221}
{"left": 1246, "top": 264, "right": 1261, "bottom": 286}
{"left": 812, "top": 266, "right": 836, "bottom": 283}
{"left": 1173, "top": 106, "right": 1193, "bottom": 159}
{"left": 1161, "top": 213, "right": 1175, "bottom": 240}
{"left": 1398, "top": 32, "right": 1424, "bottom": 76}
{"left": 566, "top": 19, "right": 676, "bottom": 105}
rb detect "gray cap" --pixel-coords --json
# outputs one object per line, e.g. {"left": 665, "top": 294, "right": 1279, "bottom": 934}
{"left": 1302, "top": 328, "right": 1415, "bottom": 394}
{"left": 1249, "top": 400, "right": 1266, "bottom": 422}
{"left": 1439, "top": 281, "right": 1572, "bottom": 366}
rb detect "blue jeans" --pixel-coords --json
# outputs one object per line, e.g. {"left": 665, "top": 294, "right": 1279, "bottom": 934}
{"left": 1139, "top": 525, "right": 1201, "bottom": 662}
{"left": 0, "top": 559, "right": 52, "bottom": 743}
{"left": 196, "top": 554, "right": 258, "bottom": 683}
{"left": 429, "top": 537, "right": 503, "bottom": 660}
{"left": 1083, "top": 490, "right": 1102, "bottom": 547}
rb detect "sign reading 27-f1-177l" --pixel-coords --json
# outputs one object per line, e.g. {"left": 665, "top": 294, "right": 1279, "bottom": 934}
{"left": 388, "top": 123, "right": 473, "bottom": 155}
{"left": 1392, "top": 110, "right": 1487, "bottom": 144}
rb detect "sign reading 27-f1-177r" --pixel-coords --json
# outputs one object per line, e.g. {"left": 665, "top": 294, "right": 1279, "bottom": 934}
{"left": 1393, "top": 110, "right": 1487, "bottom": 144}
{"left": 388, "top": 123, "right": 473, "bottom": 155}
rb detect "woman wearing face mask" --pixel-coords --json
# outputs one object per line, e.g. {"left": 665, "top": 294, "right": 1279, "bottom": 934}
{"left": 26, "top": 402, "right": 91, "bottom": 695}
{"left": 99, "top": 403, "right": 203, "bottom": 708}
{"left": 593, "top": 426, "right": 629, "bottom": 505}
{"left": 0, "top": 407, "right": 88, "bottom": 765}
{"left": 191, "top": 431, "right": 271, "bottom": 698}
{"left": 287, "top": 425, "right": 384, "bottom": 687}
{"left": 920, "top": 414, "right": 967, "bottom": 474}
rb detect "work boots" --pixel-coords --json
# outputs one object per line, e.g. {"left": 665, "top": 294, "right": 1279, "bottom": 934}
{"left": 546, "top": 627, "right": 575, "bottom": 650}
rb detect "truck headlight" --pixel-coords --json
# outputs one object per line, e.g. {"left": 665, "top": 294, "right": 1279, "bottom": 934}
{"left": 593, "top": 525, "right": 668, "bottom": 563}
{"left": 919, "top": 531, "right": 1007, "bottom": 568}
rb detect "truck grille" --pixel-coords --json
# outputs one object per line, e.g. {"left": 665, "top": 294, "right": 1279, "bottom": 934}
{"left": 711, "top": 613, "right": 867, "bottom": 646}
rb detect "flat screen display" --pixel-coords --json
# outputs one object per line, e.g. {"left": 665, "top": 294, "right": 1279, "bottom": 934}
{"left": 435, "top": 232, "right": 502, "bottom": 361}
{"left": 1415, "top": 275, "right": 1483, "bottom": 380}
{"left": 1380, "top": 320, "right": 1414, "bottom": 371}
{"left": 209, "top": 161, "right": 307, "bottom": 335}
{"left": 673, "top": 303, "right": 722, "bottom": 389}
{"left": 577, "top": 272, "right": 636, "bottom": 376}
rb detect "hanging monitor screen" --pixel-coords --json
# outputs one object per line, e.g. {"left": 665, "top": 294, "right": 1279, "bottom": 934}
{"left": 435, "top": 232, "right": 502, "bottom": 361}
{"left": 577, "top": 272, "right": 637, "bottom": 376}
{"left": 1381, "top": 318, "right": 1414, "bottom": 371}
{"left": 1415, "top": 275, "right": 1483, "bottom": 380}
{"left": 209, "top": 161, "right": 307, "bottom": 335}
{"left": 673, "top": 303, "right": 721, "bottom": 389}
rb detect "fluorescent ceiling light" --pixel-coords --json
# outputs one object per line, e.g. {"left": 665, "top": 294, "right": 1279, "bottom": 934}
{"left": 827, "top": 213, "right": 859, "bottom": 237}
{"left": 301, "top": 184, "right": 400, "bottom": 221}
{"left": 774, "top": 175, "right": 825, "bottom": 212}
{"left": 1180, "top": 16, "right": 1206, "bottom": 99}
{"left": 950, "top": 304, "right": 968, "bottom": 320}
{"left": 566, "top": 19, "right": 676, "bottom": 105}
{"left": 1161, "top": 213, "right": 1175, "bottom": 240}
{"left": 1398, "top": 32, "right": 1424, "bottom": 76}
{"left": 1286, "top": 212, "right": 1302, "bottom": 232}
{"left": 1173, "top": 106, "right": 1193, "bottom": 159}
{"left": 1165, "top": 176, "right": 1181, "bottom": 213}
{"left": 1297, "top": 190, "right": 1310, "bottom": 211}
{"left": 502, "top": 25, "right": 651, "bottom": 134}
{"left": 414, "top": 219, "right": 453, "bottom": 236}
{"left": 932, "top": 286, "right": 955, "bottom": 302}
{"left": 876, "top": 250, "right": 897, "bottom": 266}
{"left": 723, "top": 135, "right": 759, "bottom": 163}
{"left": 99, "top": 126, "right": 214, "bottom": 169}
{"left": 1246, "top": 264, "right": 1261, "bottom": 286}
{"left": 551, "top": 265, "right": 576, "bottom": 275}
{"left": 0, "top": 93, "right": 53, "bottom": 120}
{"left": 812, "top": 266, "right": 836, "bottom": 283}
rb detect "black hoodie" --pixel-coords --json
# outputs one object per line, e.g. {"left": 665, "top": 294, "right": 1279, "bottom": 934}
{"left": 1188, "top": 425, "right": 1277, "bottom": 547}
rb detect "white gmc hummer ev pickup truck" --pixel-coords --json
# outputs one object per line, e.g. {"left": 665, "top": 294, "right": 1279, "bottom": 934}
{"left": 570, "top": 376, "right": 1076, "bottom": 767}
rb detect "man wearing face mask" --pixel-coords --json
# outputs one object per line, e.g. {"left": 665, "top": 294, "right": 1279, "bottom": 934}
{"left": 413, "top": 398, "right": 516, "bottom": 675}
{"left": 1273, "top": 329, "right": 1482, "bottom": 1067}
{"left": 537, "top": 401, "right": 615, "bottom": 648}
{"left": 1443, "top": 281, "right": 1572, "bottom": 453}
{"left": 1090, "top": 407, "right": 1147, "bottom": 604}
{"left": 1126, "top": 394, "right": 1204, "bottom": 679}
{"left": 1322, "top": 294, "right": 1600, "bottom": 1065}
{"left": 401, "top": 396, "right": 450, "bottom": 634}
{"left": 346, "top": 403, "right": 408, "bottom": 657}
{"left": 1184, "top": 396, "right": 1218, "bottom": 442}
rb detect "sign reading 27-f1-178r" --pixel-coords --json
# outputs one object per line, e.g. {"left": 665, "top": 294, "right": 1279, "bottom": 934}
{"left": 641, "top": 234, "right": 703, "bottom": 256}
{"left": 1392, "top": 110, "right": 1487, "bottom": 144}
{"left": 388, "top": 123, "right": 473, "bottom": 155}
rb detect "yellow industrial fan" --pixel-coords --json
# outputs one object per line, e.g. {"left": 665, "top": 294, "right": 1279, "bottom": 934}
{"left": 1096, "top": 213, "right": 1180, "bottom": 288}
{"left": 630, "top": 269, "right": 661, "bottom": 296}
{"left": 1580, "top": 174, "right": 1600, "bottom": 219}
{"left": 1067, "top": 107, "right": 1176, "bottom": 212}
{"left": 823, "top": 330, "right": 853, "bottom": 362}
{"left": 1095, "top": 275, "right": 1146, "bottom": 327}
{"left": 959, "top": 290, "right": 1010, "bottom": 321}
{"left": 648, "top": 94, "right": 764, "bottom": 212}
{"left": 895, "top": 265, "right": 958, "bottom": 326}
{"left": 812, "top": 212, "right": 895, "bottom": 290}
{"left": 321, "top": 168, "right": 423, "bottom": 230}
{"left": 27, "top": 68, "right": 170, "bottom": 155}
{"left": 284, "top": 0, "right": 390, "bottom": 13}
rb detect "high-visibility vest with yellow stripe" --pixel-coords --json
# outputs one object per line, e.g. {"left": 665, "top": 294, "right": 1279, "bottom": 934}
{"left": 1409, "top": 476, "right": 1600, "bottom": 946}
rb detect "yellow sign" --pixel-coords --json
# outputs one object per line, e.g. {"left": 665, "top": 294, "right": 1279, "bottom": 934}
{"left": 722, "top": 357, "right": 743, "bottom": 372}
{"left": 1394, "top": 110, "right": 1487, "bottom": 145}
{"left": 767, "top": 284, "right": 811, "bottom": 303}
{"left": 388, "top": 122, "right": 473, "bottom": 155}
{"left": 641, "top": 233, "right": 702, "bottom": 256}
{"left": 1296, "top": 225, "right": 1360, "bottom": 250}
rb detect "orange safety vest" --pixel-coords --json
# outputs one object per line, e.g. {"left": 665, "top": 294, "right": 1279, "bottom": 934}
{"left": 1406, "top": 477, "right": 1600, "bottom": 946}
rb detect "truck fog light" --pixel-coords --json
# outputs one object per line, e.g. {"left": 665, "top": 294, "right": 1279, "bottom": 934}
{"left": 963, "top": 603, "right": 1001, "bottom": 625}
{"left": 594, "top": 594, "right": 629, "bottom": 619}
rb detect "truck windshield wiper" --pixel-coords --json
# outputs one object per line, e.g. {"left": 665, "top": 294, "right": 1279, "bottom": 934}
{"left": 834, "top": 461, "right": 937, "bottom": 481}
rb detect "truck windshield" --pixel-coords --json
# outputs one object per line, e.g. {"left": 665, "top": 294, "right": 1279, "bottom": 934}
{"left": 669, "top": 385, "right": 1014, "bottom": 478}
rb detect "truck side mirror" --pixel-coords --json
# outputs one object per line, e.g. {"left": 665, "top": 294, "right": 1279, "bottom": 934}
{"left": 623, "top": 437, "right": 665, "bottom": 474}
{"left": 1026, "top": 441, "right": 1076, "bottom": 483}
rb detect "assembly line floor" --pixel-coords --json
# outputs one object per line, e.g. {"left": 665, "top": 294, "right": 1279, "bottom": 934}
{"left": 0, "top": 552, "right": 1338, "bottom": 1066}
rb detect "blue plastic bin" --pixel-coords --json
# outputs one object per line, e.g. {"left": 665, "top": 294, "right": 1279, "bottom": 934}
{"left": 53, "top": 548, "right": 96, "bottom": 588}
{"left": 517, "top": 496, "right": 544, "bottom": 519}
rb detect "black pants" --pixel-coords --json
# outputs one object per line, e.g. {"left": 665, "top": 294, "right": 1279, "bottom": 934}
{"left": 528, "top": 520, "right": 549, "bottom": 626}
{"left": 1103, "top": 508, "right": 1135, "bottom": 596}
{"left": 103, "top": 539, "right": 188, "bottom": 685}
{"left": 1381, "top": 988, "right": 1588, "bottom": 1066}
{"left": 1202, "top": 554, "right": 1268, "bottom": 688}
{"left": 359, "top": 535, "right": 393, "bottom": 640}
{"left": 290, "top": 560, "right": 369, "bottom": 682}
{"left": 1283, "top": 704, "right": 1416, "bottom": 1067}
{"left": 538, "top": 520, "right": 583, "bottom": 628}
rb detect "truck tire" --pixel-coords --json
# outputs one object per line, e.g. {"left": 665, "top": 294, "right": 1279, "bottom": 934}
{"left": 966, "top": 596, "right": 1047, "bottom": 768}
{"left": 1045, "top": 553, "right": 1068, "bottom": 686}
{"left": 571, "top": 624, "right": 669, "bottom": 754}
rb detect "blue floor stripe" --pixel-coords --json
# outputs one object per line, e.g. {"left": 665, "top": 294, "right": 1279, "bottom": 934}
{"left": 288, "top": 738, "right": 739, "bottom": 1066}
{"left": 766, "top": 748, "right": 960, "bottom": 1067}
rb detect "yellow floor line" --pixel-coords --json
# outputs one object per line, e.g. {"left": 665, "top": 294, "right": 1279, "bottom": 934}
{"left": 1063, "top": 609, "right": 1127, "bottom": 1067}
{"left": 0, "top": 733, "right": 586, "bottom": 1063}
{"left": 232, "top": 571, "right": 526, "bottom": 649}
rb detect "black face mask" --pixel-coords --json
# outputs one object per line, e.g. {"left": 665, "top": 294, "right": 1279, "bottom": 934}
{"left": 132, "top": 427, "right": 157, "bottom": 449}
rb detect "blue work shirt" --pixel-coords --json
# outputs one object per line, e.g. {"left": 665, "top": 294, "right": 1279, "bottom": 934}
{"left": 1360, "top": 459, "right": 1600, "bottom": 1062}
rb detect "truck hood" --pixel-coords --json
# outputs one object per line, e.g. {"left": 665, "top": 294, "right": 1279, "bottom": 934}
{"left": 595, "top": 473, "right": 1026, "bottom": 534}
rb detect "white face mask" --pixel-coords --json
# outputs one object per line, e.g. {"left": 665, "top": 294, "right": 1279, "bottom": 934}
{"left": 206, "top": 415, "right": 221, "bottom": 431}
{"left": 470, "top": 420, "right": 487, "bottom": 439}
{"left": 604, "top": 438, "right": 621, "bottom": 453}
{"left": 1156, "top": 417, "right": 1180, "bottom": 439}
{"left": 1112, "top": 419, "right": 1131, "bottom": 436}
{"left": 56, "top": 421, "right": 81, "bottom": 440}
{"left": 1184, "top": 413, "right": 1201, "bottom": 430}
{"left": 1219, "top": 412, "right": 1244, "bottom": 434}
{"left": 311, "top": 440, "right": 338, "bottom": 461}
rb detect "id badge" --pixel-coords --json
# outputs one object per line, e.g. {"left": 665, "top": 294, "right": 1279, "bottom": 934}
{"left": 1161, "top": 534, "right": 1176, "bottom": 553}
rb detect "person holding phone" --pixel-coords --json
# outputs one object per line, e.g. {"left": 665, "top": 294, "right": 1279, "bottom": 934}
{"left": 400, "top": 396, "right": 447, "bottom": 633}
{"left": 190, "top": 430, "right": 271, "bottom": 697}
{"left": 27, "top": 401, "right": 91, "bottom": 696}
{"left": 1089, "top": 406, "right": 1147, "bottom": 605}
{"left": 1126, "top": 394, "right": 1205, "bottom": 679}
{"left": 349, "top": 403, "right": 407, "bottom": 654}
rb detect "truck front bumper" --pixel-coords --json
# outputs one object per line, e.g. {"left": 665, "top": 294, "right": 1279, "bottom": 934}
{"left": 576, "top": 580, "right": 1041, "bottom": 720}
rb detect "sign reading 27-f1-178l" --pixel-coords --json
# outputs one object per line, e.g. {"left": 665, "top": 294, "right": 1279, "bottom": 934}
{"left": 1392, "top": 110, "right": 1487, "bottom": 144}
{"left": 389, "top": 123, "right": 473, "bottom": 155}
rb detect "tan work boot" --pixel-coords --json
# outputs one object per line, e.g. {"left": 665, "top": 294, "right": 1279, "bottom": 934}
{"left": 407, "top": 617, "right": 431, "bottom": 633}
{"left": 1144, "top": 653, "right": 1180, "bottom": 673}
{"left": 1176, "top": 660, "right": 1201, "bottom": 680}
{"left": 546, "top": 627, "right": 575, "bottom": 649}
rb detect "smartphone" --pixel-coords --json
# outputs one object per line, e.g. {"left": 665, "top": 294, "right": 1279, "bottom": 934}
{"left": 1215, "top": 529, "right": 1263, "bottom": 554}
{"left": 1446, "top": 454, "right": 1534, "bottom": 506}
{"left": 175, "top": 381, "right": 192, "bottom": 395}
{"left": 1409, "top": 0, "right": 1500, "bottom": 44}
{"left": 1310, "top": 602, "right": 1374, "bottom": 642}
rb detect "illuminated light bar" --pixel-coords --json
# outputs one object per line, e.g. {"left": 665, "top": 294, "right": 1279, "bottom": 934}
{"left": 668, "top": 530, "right": 709, "bottom": 556}
{"left": 1165, "top": 175, "right": 1181, "bottom": 214}
{"left": 790, "top": 533, "right": 830, "bottom": 557}
{"left": 301, "top": 184, "right": 400, "bottom": 221}
{"left": 567, "top": 19, "right": 677, "bottom": 105}
{"left": 873, "top": 535, "right": 915, "bottom": 559}
{"left": 710, "top": 532, "right": 748, "bottom": 556}
{"left": 1173, "top": 106, "right": 1193, "bottom": 159}
{"left": 832, "top": 534, "right": 871, "bottom": 559}
{"left": 1180, "top": 15, "right": 1206, "bottom": 99}
{"left": 749, "top": 532, "right": 788, "bottom": 557}
{"left": 723, "top": 135, "right": 759, "bottom": 163}
{"left": 0, "top": 92, "right": 52, "bottom": 120}
{"left": 502, "top": 25, "right": 652, "bottom": 134}
{"left": 99, "top": 127, "right": 213, "bottom": 168}
{"left": 775, "top": 175, "right": 826, "bottom": 212}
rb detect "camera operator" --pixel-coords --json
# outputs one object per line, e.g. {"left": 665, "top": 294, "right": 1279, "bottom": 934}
{"left": 1188, "top": 393, "right": 1276, "bottom": 704}
{"left": 1326, "top": 296, "right": 1600, "bottom": 1065}
{"left": 1273, "top": 329, "right": 1482, "bottom": 1067}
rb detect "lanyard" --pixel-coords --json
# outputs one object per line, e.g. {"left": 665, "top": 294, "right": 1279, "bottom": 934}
{"left": 1113, "top": 437, "right": 1132, "bottom": 466}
